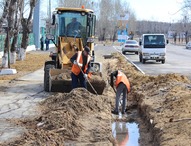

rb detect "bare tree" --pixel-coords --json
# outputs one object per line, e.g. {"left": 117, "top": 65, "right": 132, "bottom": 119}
{"left": 7, "top": 0, "right": 20, "bottom": 64}
{"left": 0, "top": 0, "right": 11, "bottom": 68}
{"left": 0, "top": 0, "right": 11, "bottom": 28}
{"left": 58, "top": 0, "right": 91, "bottom": 7}
{"left": 97, "top": 0, "right": 135, "bottom": 42}
{"left": 98, "top": 0, "right": 111, "bottom": 41}
{"left": 10, "top": 0, "right": 24, "bottom": 58}
{"left": 19, "top": 0, "right": 36, "bottom": 60}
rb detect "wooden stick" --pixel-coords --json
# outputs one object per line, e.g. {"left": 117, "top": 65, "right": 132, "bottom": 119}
{"left": 172, "top": 118, "right": 191, "bottom": 122}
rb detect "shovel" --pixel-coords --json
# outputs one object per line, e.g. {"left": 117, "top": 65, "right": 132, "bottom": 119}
{"left": 77, "top": 63, "right": 98, "bottom": 95}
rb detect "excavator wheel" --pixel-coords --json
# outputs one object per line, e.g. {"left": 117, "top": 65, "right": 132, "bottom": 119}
{"left": 44, "top": 64, "right": 55, "bottom": 92}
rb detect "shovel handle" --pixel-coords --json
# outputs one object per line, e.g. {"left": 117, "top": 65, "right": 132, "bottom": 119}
{"left": 77, "top": 63, "right": 98, "bottom": 95}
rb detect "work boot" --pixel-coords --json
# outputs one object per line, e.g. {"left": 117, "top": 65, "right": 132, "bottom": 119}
{"left": 111, "top": 110, "right": 119, "bottom": 115}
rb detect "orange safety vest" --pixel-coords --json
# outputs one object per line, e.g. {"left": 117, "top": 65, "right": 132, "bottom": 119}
{"left": 71, "top": 51, "right": 91, "bottom": 75}
{"left": 115, "top": 70, "right": 130, "bottom": 93}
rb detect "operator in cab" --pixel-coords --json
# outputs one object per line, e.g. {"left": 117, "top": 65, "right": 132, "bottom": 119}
{"left": 70, "top": 46, "right": 91, "bottom": 89}
{"left": 66, "top": 17, "right": 82, "bottom": 36}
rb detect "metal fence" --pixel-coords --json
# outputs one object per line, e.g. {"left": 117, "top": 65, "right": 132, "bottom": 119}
{"left": 0, "top": 34, "right": 6, "bottom": 52}
{"left": 0, "top": 33, "right": 34, "bottom": 52}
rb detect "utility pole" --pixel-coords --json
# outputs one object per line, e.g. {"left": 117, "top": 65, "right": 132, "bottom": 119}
{"left": 184, "top": 16, "right": 188, "bottom": 44}
{"left": 47, "top": 0, "right": 51, "bottom": 34}
{"left": 33, "top": 0, "right": 41, "bottom": 50}
{"left": 49, "top": 0, "right": 51, "bottom": 20}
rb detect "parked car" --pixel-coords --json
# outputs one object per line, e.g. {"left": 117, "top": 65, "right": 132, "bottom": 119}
{"left": 186, "top": 41, "right": 191, "bottom": 49}
{"left": 122, "top": 40, "right": 139, "bottom": 55}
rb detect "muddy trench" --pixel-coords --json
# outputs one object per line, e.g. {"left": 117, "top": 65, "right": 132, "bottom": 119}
{"left": 1, "top": 52, "right": 191, "bottom": 146}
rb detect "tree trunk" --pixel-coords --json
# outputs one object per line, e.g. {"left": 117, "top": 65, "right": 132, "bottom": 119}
{"left": 11, "top": 34, "right": 19, "bottom": 64}
{"left": 10, "top": 0, "right": 22, "bottom": 64}
{"left": 19, "top": 18, "right": 29, "bottom": 60}
{"left": 0, "top": 1, "right": 11, "bottom": 68}
{"left": 18, "top": 0, "right": 36, "bottom": 60}
{"left": 10, "top": 51, "right": 17, "bottom": 64}
{"left": 17, "top": 48, "right": 26, "bottom": 61}
{"left": 2, "top": 53, "right": 8, "bottom": 68}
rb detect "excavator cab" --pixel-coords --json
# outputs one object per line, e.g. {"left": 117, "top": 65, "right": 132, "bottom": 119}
{"left": 44, "top": 7, "right": 105, "bottom": 94}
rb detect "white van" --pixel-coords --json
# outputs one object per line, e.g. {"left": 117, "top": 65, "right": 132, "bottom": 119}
{"left": 139, "top": 34, "right": 168, "bottom": 64}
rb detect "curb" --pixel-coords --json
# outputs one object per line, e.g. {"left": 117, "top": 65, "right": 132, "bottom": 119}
{"left": 0, "top": 68, "right": 17, "bottom": 75}
{"left": 113, "top": 46, "right": 145, "bottom": 75}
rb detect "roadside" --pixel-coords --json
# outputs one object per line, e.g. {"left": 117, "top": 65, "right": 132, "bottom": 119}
{"left": 168, "top": 38, "right": 187, "bottom": 46}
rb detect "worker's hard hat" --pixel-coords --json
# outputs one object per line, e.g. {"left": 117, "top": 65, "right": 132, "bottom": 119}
{"left": 84, "top": 46, "right": 90, "bottom": 55}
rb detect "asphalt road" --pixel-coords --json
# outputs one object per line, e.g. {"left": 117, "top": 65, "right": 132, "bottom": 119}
{"left": 114, "top": 43, "right": 191, "bottom": 78}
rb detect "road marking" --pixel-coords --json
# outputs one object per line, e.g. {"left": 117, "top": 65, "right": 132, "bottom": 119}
{"left": 113, "top": 46, "right": 145, "bottom": 75}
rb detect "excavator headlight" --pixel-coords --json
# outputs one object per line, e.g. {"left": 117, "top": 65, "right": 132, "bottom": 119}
{"left": 87, "top": 37, "right": 94, "bottom": 43}
{"left": 90, "top": 62, "right": 102, "bottom": 73}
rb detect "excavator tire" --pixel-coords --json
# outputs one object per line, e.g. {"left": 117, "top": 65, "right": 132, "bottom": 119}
{"left": 44, "top": 64, "right": 55, "bottom": 92}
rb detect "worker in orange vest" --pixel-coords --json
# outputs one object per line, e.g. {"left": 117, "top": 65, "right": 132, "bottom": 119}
{"left": 110, "top": 70, "right": 130, "bottom": 115}
{"left": 70, "top": 46, "right": 91, "bottom": 89}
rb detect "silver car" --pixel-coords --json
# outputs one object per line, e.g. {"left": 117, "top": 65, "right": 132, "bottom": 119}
{"left": 186, "top": 41, "right": 191, "bottom": 49}
{"left": 122, "top": 40, "right": 139, "bottom": 55}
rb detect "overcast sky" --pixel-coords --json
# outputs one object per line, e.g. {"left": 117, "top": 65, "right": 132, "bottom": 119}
{"left": 129, "top": 0, "right": 184, "bottom": 22}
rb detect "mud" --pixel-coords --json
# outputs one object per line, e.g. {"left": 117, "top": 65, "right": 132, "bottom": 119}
{"left": 0, "top": 48, "right": 191, "bottom": 146}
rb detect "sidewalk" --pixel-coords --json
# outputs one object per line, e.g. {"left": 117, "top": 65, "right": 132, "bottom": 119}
{"left": 0, "top": 67, "right": 50, "bottom": 143}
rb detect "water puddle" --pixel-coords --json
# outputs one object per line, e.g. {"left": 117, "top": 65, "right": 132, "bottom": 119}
{"left": 112, "top": 112, "right": 140, "bottom": 146}
{"left": 112, "top": 121, "right": 139, "bottom": 146}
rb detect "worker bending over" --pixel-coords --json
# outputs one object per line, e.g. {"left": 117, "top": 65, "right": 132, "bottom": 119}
{"left": 110, "top": 70, "right": 130, "bottom": 115}
{"left": 70, "top": 46, "right": 91, "bottom": 89}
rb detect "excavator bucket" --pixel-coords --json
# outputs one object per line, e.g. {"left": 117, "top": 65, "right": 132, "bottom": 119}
{"left": 48, "top": 68, "right": 106, "bottom": 95}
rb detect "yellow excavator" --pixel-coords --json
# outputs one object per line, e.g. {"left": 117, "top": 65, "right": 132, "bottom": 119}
{"left": 44, "top": 6, "right": 106, "bottom": 95}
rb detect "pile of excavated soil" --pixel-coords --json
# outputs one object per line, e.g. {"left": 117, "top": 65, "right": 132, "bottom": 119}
{"left": 2, "top": 88, "right": 113, "bottom": 145}
{"left": 134, "top": 74, "right": 191, "bottom": 146}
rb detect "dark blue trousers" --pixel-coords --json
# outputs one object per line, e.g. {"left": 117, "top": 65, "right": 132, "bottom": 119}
{"left": 71, "top": 72, "right": 87, "bottom": 89}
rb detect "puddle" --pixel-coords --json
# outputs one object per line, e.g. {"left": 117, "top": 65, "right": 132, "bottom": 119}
{"left": 112, "top": 121, "right": 140, "bottom": 146}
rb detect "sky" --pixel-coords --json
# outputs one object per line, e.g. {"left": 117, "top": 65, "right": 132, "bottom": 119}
{"left": 129, "top": 0, "right": 184, "bottom": 22}
{"left": 41, "top": 0, "right": 184, "bottom": 23}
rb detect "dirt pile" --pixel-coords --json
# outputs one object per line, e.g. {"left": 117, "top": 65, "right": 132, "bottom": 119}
{"left": 134, "top": 74, "right": 191, "bottom": 146}
{"left": 3, "top": 88, "right": 113, "bottom": 145}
